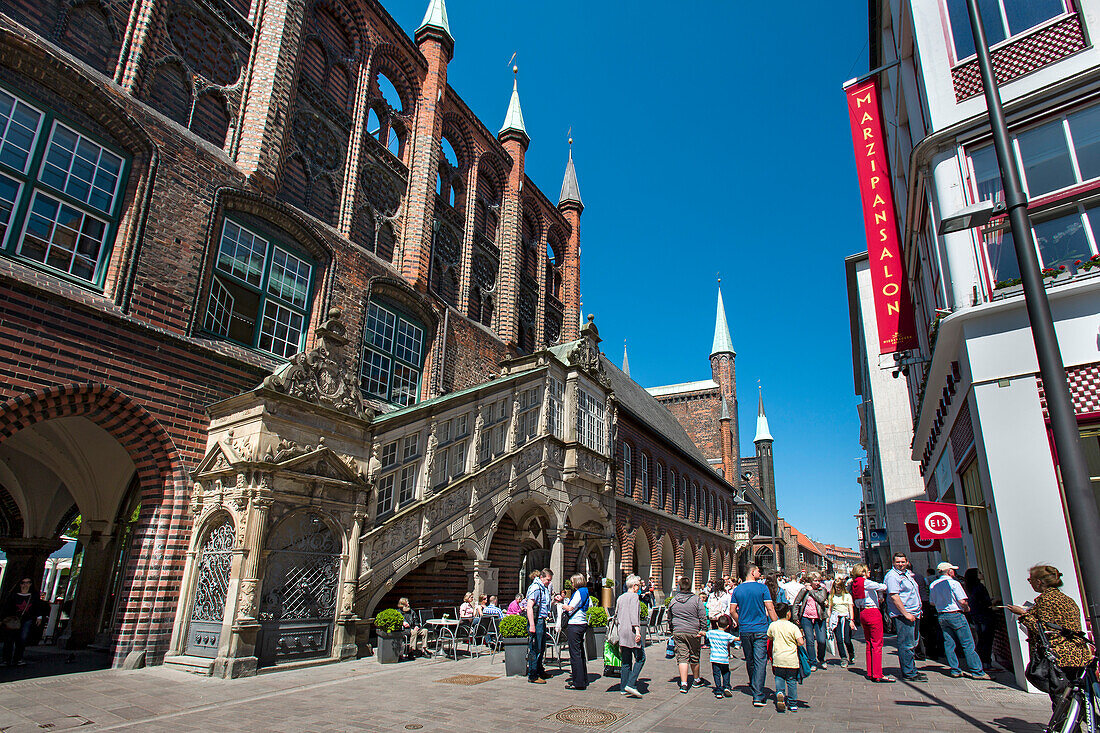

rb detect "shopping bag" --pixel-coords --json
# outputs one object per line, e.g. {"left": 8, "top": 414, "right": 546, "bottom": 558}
{"left": 826, "top": 633, "right": 838, "bottom": 658}
{"left": 604, "top": 637, "right": 622, "bottom": 668}
{"left": 665, "top": 637, "right": 675, "bottom": 659}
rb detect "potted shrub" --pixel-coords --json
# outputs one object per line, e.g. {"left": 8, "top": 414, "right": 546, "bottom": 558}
{"left": 600, "top": 577, "right": 615, "bottom": 609}
{"left": 374, "top": 608, "right": 405, "bottom": 664}
{"left": 499, "top": 614, "right": 529, "bottom": 677}
{"left": 585, "top": 605, "right": 609, "bottom": 661}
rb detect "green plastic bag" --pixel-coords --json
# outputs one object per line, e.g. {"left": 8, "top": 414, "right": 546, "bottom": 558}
{"left": 604, "top": 637, "right": 622, "bottom": 669}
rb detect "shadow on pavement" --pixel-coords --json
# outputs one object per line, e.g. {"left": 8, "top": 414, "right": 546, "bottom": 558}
{"left": 0, "top": 643, "right": 110, "bottom": 683}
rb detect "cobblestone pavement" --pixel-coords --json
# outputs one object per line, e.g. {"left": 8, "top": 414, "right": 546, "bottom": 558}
{"left": 0, "top": 637, "right": 1052, "bottom": 732}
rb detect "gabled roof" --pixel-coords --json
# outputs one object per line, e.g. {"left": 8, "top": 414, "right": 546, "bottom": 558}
{"left": 786, "top": 523, "right": 822, "bottom": 556}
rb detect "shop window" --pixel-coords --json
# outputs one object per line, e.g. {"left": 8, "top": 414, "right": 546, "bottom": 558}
{"left": 0, "top": 88, "right": 128, "bottom": 287}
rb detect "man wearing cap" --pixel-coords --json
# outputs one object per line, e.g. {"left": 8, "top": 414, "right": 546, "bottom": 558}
{"left": 929, "top": 562, "right": 988, "bottom": 679}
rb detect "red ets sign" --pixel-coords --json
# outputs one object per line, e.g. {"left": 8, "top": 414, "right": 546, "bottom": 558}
{"left": 906, "top": 522, "right": 941, "bottom": 553}
{"left": 845, "top": 78, "right": 918, "bottom": 354}
{"left": 914, "top": 500, "right": 962, "bottom": 540}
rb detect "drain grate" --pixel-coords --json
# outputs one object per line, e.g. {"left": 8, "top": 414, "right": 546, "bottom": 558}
{"left": 545, "top": 706, "right": 627, "bottom": 728}
{"left": 436, "top": 674, "right": 498, "bottom": 686}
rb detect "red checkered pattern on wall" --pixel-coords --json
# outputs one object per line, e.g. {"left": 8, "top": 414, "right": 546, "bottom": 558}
{"left": 952, "top": 15, "right": 1087, "bottom": 102}
{"left": 1037, "top": 362, "right": 1100, "bottom": 419}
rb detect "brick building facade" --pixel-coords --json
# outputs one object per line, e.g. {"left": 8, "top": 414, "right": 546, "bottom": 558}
{"left": 0, "top": 0, "right": 784, "bottom": 675}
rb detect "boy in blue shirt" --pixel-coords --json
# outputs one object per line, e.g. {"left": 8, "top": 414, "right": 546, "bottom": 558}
{"left": 705, "top": 615, "right": 737, "bottom": 698}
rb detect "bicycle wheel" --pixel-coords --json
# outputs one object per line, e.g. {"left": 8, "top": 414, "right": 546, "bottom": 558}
{"left": 1048, "top": 692, "right": 1081, "bottom": 733}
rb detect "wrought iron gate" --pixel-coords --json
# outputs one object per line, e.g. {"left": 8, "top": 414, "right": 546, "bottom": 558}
{"left": 257, "top": 512, "right": 340, "bottom": 667}
{"left": 185, "top": 519, "right": 235, "bottom": 657}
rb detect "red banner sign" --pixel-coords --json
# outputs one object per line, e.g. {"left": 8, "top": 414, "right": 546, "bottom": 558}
{"left": 906, "top": 522, "right": 941, "bottom": 553}
{"left": 914, "top": 500, "right": 962, "bottom": 539}
{"left": 845, "top": 79, "right": 918, "bottom": 354}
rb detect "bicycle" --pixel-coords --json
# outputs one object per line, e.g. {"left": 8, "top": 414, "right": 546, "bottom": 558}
{"left": 1042, "top": 621, "right": 1098, "bottom": 733}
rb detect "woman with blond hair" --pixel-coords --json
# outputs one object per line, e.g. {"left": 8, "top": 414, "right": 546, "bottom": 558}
{"left": 827, "top": 576, "right": 856, "bottom": 667}
{"left": 562, "top": 573, "right": 592, "bottom": 690}
{"left": 1007, "top": 564, "right": 1092, "bottom": 705}
{"left": 459, "top": 592, "right": 478, "bottom": 618}
{"left": 851, "top": 564, "right": 894, "bottom": 682}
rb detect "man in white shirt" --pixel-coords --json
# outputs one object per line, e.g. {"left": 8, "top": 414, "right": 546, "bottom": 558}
{"left": 929, "top": 562, "right": 988, "bottom": 679}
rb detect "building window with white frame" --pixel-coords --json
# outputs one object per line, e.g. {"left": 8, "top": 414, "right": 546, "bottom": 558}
{"left": 516, "top": 385, "right": 540, "bottom": 446}
{"left": 361, "top": 301, "right": 426, "bottom": 406}
{"left": 0, "top": 88, "right": 130, "bottom": 288}
{"left": 656, "top": 463, "right": 665, "bottom": 509}
{"left": 375, "top": 434, "right": 421, "bottom": 516}
{"left": 640, "top": 453, "right": 650, "bottom": 504}
{"left": 576, "top": 388, "right": 605, "bottom": 453}
{"left": 547, "top": 378, "right": 564, "bottom": 438}
{"left": 204, "top": 217, "right": 316, "bottom": 358}
{"left": 622, "top": 443, "right": 633, "bottom": 497}
{"left": 478, "top": 398, "right": 509, "bottom": 463}
{"left": 946, "top": 0, "right": 1069, "bottom": 62}
{"left": 432, "top": 413, "right": 469, "bottom": 487}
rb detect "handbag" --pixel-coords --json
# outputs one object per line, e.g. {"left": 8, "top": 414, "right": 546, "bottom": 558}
{"left": 665, "top": 637, "right": 676, "bottom": 659}
{"left": 1025, "top": 627, "right": 1070, "bottom": 695}
{"left": 2, "top": 616, "right": 19, "bottom": 631}
{"left": 798, "top": 645, "right": 813, "bottom": 680}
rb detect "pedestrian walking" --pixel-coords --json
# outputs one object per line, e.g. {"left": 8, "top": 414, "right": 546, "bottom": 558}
{"left": 525, "top": 569, "right": 553, "bottom": 684}
{"left": 827, "top": 577, "right": 856, "bottom": 667}
{"left": 885, "top": 552, "right": 926, "bottom": 682}
{"left": 562, "top": 573, "right": 591, "bottom": 690}
{"left": 851, "top": 563, "right": 895, "bottom": 682}
{"left": 768, "top": 602, "right": 805, "bottom": 713}
{"left": 792, "top": 573, "right": 829, "bottom": 670}
{"left": 616, "top": 575, "right": 645, "bottom": 698}
{"left": 707, "top": 580, "right": 730, "bottom": 628}
{"left": 668, "top": 575, "right": 708, "bottom": 693}
{"left": 1005, "top": 564, "right": 1092, "bottom": 707}
{"left": 705, "top": 615, "right": 737, "bottom": 699}
{"left": 1, "top": 578, "right": 45, "bottom": 667}
{"left": 731, "top": 564, "right": 778, "bottom": 707}
{"left": 963, "top": 568, "right": 997, "bottom": 671}
{"left": 929, "top": 562, "right": 987, "bottom": 679}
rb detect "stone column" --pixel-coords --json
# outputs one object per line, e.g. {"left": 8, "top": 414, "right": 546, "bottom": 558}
{"left": 334, "top": 508, "right": 364, "bottom": 660}
{"left": 216, "top": 495, "right": 271, "bottom": 679}
{"left": 0, "top": 537, "right": 64, "bottom": 598}
{"left": 472, "top": 560, "right": 498, "bottom": 599}
{"left": 549, "top": 530, "right": 564, "bottom": 588}
{"left": 66, "top": 521, "right": 118, "bottom": 648}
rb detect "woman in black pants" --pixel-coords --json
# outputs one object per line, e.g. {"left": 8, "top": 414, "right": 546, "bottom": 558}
{"left": 562, "top": 573, "right": 592, "bottom": 690}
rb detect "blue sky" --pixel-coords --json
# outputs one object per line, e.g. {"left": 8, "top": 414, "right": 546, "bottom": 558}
{"left": 392, "top": 1, "right": 872, "bottom": 548}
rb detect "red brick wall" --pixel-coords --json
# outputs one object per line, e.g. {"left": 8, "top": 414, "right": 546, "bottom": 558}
{"left": 654, "top": 389, "right": 722, "bottom": 463}
{"left": 487, "top": 514, "right": 524, "bottom": 602}
{"left": 376, "top": 550, "right": 471, "bottom": 613}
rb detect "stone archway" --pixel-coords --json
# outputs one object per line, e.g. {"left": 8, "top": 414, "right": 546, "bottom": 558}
{"left": 660, "top": 533, "right": 675, "bottom": 597}
{"left": 0, "top": 384, "right": 186, "bottom": 666}
{"left": 633, "top": 527, "right": 652, "bottom": 583}
{"left": 681, "top": 541, "right": 695, "bottom": 592}
{"left": 699, "top": 546, "right": 711, "bottom": 588}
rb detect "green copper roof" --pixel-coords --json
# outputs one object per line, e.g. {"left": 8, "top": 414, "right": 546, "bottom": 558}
{"left": 499, "top": 78, "right": 527, "bottom": 138}
{"left": 711, "top": 285, "right": 734, "bottom": 356}
{"left": 417, "top": 0, "right": 452, "bottom": 41}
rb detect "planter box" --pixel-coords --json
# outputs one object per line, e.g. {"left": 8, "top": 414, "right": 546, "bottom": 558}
{"left": 588, "top": 627, "right": 606, "bottom": 661}
{"left": 502, "top": 637, "right": 527, "bottom": 676}
{"left": 601, "top": 588, "right": 614, "bottom": 608}
{"left": 376, "top": 631, "right": 404, "bottom": 664}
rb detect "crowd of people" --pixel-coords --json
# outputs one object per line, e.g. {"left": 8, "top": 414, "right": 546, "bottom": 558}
{"left": 387, "top": 554, "right": 1093, "bottom": 717}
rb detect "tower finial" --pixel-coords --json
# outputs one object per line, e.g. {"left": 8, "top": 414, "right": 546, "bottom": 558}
{"left": 622, "top": 339, "right": 630, "bottom": 378}
{"left": 498, "top": 61, "right": 528, "bottom": 143}
{"left": 754, "top": 385, "right": 773, "bottom": 442}
{"left": 559, "top": 136, "right": 583, "bottom": 208}
{"left": 417, "top": 0, "right": 453, "bottom": 46}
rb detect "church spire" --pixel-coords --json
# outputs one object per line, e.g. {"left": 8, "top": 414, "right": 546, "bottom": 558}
{"left": 711, "top": 282, "right": 734, "bottom": 357}
{"left": 559, "top": 142, "right": 583, "bottom": 209}
{"left": 622, "top": 340, "right": 630, "bottom": 378}
{"left": 754, "top": 387, "right": 774, "bottom": 443}
{"left": 417, "top": 0, "right": 453, "bottom": 46}
{"left": 498, "top": 67, "right": 528, "bottom": 146}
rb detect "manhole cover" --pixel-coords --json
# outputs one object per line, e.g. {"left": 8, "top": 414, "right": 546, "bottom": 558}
{"left": 545, "top": 707, "right": 627, "bottom": 728}
{"left": 436, "top": 674, "right": 498, "bottom": 686}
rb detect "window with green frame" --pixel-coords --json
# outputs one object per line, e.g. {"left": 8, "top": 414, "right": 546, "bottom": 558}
{"left": 0, "top": 86, "right": 129, "bottom": 287}
{"left": 203, "top": 217, "right": 315, "bottom": 359}
{"left": 360, "top": 301, "right": 425, "bottom": 406}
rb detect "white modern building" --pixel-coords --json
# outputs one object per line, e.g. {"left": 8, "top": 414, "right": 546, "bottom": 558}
{"left": 854, "top": 0, "right": 1100, "bottom": 689}
{"left": 846, "top": 253, "right": 930, "bottom": 577}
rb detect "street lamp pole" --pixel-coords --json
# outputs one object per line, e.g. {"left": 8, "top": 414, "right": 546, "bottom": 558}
{"left": 965, "top": 0, "right": 1100, "bottom": 636}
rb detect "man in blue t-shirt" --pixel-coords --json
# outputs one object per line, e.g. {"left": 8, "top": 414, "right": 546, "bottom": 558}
{"left": 730, "top": 565, "right": 778, "bottom": 706}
